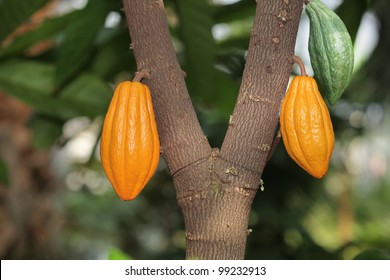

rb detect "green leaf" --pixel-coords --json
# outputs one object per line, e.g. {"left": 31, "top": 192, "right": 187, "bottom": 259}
{"left": 57, "top": 73, "right": 112, "bottom": 118}
{"left": 55, "top": 0, "right": 110, "bottom": 88}
{"left": 0, "top": 0, "right": 50, "bottom": 41}
{"left": 175, "top": 0, "right": 216, "bottom": 102}
{"left": 29, "top": 115, "right": 63, "bottom": 150}
{"left": 213, "top": 69, "right": 240, "bottom": 117}
{"left": 214, "top": 0, "right": 255, "bottom": 23}
{"left": 216, "top": 51, "right": 246, "bottom": 78}
{"left": 353, "top": 249, "right": 390, "bottom": 260}
{"left": 0, "top": 12, "right": 75, "bottom": 58}
{"left": 215, "top": 16, "right": 253, "bottom": 50}
{"left": 336, "top": 0, "right": 368, "bottom": 43}
{"left": 0, "top": 59, "right": 54, "bottom": 93}
{"left": 0, "top": 156, "right": 10, "bottom": 186}
{"left": 108, "top": 247, "right": 132, "bottom": 260}
{"left": 0, "top": 59, "right": 111, "bottom": 120}
{"left": 90, "top": 28, "right": 135, "bottom": 79}
{"left": 217, "top": 36, "right": 250, "bottom": 51}
{"left": 0, "top": 59, "right": 58, "bottom": 117}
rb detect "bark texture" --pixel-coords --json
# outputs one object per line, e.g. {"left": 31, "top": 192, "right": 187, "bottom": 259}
{"left": 123, "top": 0, "right": 303, "bottom": 259}
{"left": 123, "top": 0, "right": 211, "bottom": 176}
{"left": 221, "top": 0, "right": 304, "bottom": 173}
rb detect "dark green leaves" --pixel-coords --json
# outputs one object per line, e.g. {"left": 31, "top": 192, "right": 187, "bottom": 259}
{"left": 336, "top": 0, "right": 368, "bottom": 43}
{"left": 29, "top": 115, "right": 63, "bottom": 150}
{"left": 0, "top": 59, "right": 111, "bottom": 120}
{"left": 57, "top": 73, "right": 111, "bottom": 118}
{"left": 175, "top": 0, "right": 215, "bottom": 103}
{"left": 0, "top": 12, "right": 75, "bottom": 58}
{"left": 0, "top": 59, "right": 56, "bottom": 116}
{"left": 0, "top": 156, "right": 9, "bottom": 186}
{"left": 0, "top": 0, "right": 50, "bottom": 41}
{"left": 90, "top": 29, "right": 135, "bottom": 80}
{"left": 353, "top": 249, "right": 390, "bottom": 260}
{"left": 55, "top": 0, "right": 112, "bottom": 88}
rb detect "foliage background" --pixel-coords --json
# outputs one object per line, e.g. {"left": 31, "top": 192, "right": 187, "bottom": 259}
{"left": 0, "top": 0, "right": 389, "bottom": 260}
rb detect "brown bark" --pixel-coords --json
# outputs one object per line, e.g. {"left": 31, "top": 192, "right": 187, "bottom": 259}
{"left": 123, "top": 0, "right": 303, "bottom": 259}
{"left": 123, "top": 0, "right": 211, "bottom": 176}
{"left": 221, "top": 1, "right": 303, "bottom": 173}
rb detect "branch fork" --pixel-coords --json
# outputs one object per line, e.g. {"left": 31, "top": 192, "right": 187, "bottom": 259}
{"left": 122, "top": 0, "right": 304, "bottom": 260}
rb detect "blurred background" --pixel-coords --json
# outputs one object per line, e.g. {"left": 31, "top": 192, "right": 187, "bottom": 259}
{"left": 0, "top": 0, "right": 389, "bottom": 260}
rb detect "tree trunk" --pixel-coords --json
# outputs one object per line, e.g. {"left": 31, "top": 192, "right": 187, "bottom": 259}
{"left": 123, "top": 0, "right": 303, "bottom": 259}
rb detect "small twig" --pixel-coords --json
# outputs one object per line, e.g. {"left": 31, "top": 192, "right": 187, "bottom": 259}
{"left": 292, "top": 55, "right": 307, "bottom": 76}
{"left": 132, "top": 69, "right": 150, "bottom": 82}
{"left": 304, "top": 0, "right": 310, "bottom": 5}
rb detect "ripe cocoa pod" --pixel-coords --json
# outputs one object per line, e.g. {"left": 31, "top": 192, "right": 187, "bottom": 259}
{"left": 100, "top": 81, "right": 160, "bottom": 200}
{"left": 280, "top": 75, "right": 334, "bottom": 178}
{"left": 306, "top": 0, "right": 354, "bottom": 105}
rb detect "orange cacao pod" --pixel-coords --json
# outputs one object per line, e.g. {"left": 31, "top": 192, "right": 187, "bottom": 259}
{"left": 100, "top": 81, "right": 160, "bottom": 200}
{"left": 280, "top": 76, "right": 334, "bottom": 178}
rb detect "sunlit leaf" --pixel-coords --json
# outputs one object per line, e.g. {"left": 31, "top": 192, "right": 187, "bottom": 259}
{"left": 108, "top": 247, "right": 132, "bottom": 260}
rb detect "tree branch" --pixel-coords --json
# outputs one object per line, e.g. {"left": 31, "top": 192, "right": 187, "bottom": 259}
{"left": 123, "top": 0, "right": 211, "bottom": 175}
{"left": 122, "top": 0, "right": 304, "bottom": 260}
{"left": 221, "top": 0, "right": 303, "bottom": 176}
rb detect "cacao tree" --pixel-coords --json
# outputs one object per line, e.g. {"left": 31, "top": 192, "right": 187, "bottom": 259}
{"left": 122, "top": 0, "right": 303, "bottom": 259}
{"left": 1, "top": 0, "right": 390, "bottom": 260}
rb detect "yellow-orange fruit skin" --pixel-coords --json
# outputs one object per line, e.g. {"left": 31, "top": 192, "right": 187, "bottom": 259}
{"left": 100, "top": 81, "right": 160, "bottom": 200}
{"left": 280, "top": 76, "right": 334, "bottom": 178}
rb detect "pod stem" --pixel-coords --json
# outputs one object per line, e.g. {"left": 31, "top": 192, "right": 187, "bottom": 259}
{"left": 293, "top": 55, "right": 307, "bottom": 77}
{"left": 133, "top": 69, "right": 150, "bottom": 82}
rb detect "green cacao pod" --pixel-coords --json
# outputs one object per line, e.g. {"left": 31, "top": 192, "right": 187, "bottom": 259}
{"left": 306, "top": 0, "right": 354, "bottom": 105}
